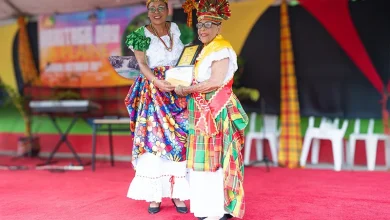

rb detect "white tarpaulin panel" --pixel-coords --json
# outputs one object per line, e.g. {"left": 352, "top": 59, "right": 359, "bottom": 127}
{"left": 0, "top": 0, "right": 295, "bottom": 21}
{"left": 0, "top": 0, "right": 147, "bottom": 20}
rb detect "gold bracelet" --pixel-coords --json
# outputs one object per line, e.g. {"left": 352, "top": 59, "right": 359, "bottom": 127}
{"left": 151, "top": 76, "right": 157, "bottom": 84}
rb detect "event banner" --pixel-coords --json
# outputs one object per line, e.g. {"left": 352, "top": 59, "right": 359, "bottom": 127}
{"left": 38, "top": 5, "right": 148, "bottom": 88}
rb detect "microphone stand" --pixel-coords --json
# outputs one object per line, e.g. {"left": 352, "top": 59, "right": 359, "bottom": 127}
{"left": 247, "top": 96, "right": 272, "bottom": 172}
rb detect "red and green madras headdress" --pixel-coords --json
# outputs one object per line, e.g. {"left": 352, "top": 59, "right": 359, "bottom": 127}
{"left": 182, "top": 0, "right": 231, "bottom": 27}
{"left": 197, "top": 0, "right": 231, "bottom": 22}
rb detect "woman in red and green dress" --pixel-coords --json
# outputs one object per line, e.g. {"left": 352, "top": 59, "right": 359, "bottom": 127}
{"left": 176, "top": 0, "right": 248, "bottom": 219}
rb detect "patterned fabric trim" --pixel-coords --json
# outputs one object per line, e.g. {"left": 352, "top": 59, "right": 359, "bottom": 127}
{"left": 125, "top": 26, "right": 151, "bottom": 52}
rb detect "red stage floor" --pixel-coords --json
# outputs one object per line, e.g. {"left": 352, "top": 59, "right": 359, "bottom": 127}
{"left": 1, "top": 156, "right": 389, "bottom": 220}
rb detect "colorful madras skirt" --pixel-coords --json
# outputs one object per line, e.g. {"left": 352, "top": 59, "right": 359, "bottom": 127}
{"left": 186, "top": 91, "right": 248, "bottom": 218}
{"left": 124, "top": 66, "right": 188, "bottom": 162}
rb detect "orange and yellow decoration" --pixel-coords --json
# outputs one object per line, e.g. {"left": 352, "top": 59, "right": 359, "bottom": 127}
{"left": 278, "top": 0, "right": 302, "bottom": 168}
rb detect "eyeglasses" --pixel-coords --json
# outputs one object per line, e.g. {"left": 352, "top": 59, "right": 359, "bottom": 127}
{"left": 148, "top": 6, "right": 166, "bottom": 13}
{"left": 196, "top": 22, "right": 220, "bottom": 29}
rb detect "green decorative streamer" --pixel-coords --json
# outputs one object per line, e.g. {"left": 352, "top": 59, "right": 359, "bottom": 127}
{"left": 289, "top": 0, "right": 361, "bottom": 7}
{"left": 289, "top": 0, "right": 300, "bottom": 6}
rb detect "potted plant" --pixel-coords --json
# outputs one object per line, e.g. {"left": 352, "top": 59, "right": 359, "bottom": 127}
{"left": 233, "top": 57, "right": 260, "bottom": 102}
{"left": 0, "top": 77, "right": 40, "bottom": 157}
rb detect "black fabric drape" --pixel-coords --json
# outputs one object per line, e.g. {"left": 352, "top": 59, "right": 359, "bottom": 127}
{"left": 174, "top": 0, "right": 390, "bottom": 118}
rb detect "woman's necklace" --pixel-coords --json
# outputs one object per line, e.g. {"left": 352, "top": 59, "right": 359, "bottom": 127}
{"left": 150, "top": 22, "right": 173, "bottom": 52}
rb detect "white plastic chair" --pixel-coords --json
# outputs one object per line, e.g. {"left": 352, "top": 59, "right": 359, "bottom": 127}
{"left": 385, "top": 135, "right": 390, "bottom": 170}
{"left": 348, "top": 119, "right": 390, "bottom": 171}
{"left": 244, "top": 112, "right": 279, "bottom": 166}
{"left": 300, "top": 117, "right": 349, "bottom": 171}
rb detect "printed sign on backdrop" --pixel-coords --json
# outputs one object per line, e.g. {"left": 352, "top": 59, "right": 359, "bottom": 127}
{"left": 38, "top": 6, "right": 148, "bottom": 88}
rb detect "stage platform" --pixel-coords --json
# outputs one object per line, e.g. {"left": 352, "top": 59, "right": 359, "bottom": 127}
{"left": 1, "top": 156, "right": 389, "bottom": 220}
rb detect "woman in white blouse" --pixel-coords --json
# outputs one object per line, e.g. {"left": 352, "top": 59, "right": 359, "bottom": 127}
{"left": 124, "top": 0, "right": 189, "bottom": 215}
{"left": 175, "top": 0, "right": 248, "bottom": 219}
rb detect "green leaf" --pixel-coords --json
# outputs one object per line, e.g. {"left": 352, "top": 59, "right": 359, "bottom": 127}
{"left": 234, "top": 87, "right": 260, "bottom": 102}
{"left": 233, "top": 56, "right": 260, "bottom": 102}
{"left": 289, "top": 0, "right": 300, "bottom": 6}
{"left": 177, "top": 23, "right": 195, "bottom": 45}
